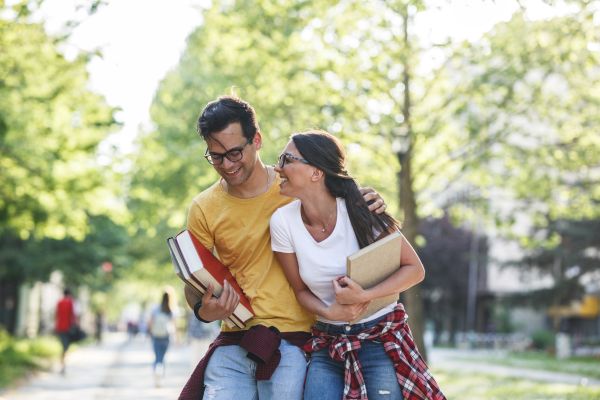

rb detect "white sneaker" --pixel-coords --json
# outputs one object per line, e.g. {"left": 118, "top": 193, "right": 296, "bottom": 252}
{"left": 153, "top": 370, "right": 161, "bottom": 387}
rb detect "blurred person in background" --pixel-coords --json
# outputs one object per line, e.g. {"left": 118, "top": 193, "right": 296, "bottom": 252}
{"left": 148, "top": 289, "right": 176, "bottom": 387}
{"left": 187, "top": 312, "right": 219, "bottom": 370}
{"left": 138, "top": 300, "right": 149, "bottom": 339}
{"left": 94, "top": 309, "right": 104, "bottom": 344}
{"left": 54, "top": 288, "right": 77, "bottom": 375}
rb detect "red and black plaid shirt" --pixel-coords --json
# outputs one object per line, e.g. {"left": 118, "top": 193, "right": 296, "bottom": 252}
{"left": 303, "top": 304, "right": 446, "bottom": 400}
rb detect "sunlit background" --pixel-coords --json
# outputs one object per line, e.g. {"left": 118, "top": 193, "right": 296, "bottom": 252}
{"left": 1, "top": 0, "right": 599, "bottom": 398}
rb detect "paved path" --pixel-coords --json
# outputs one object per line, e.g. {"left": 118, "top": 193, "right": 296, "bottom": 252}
{"left": 0, "top": 332, "right": 211, "bottom": 400}
{"left": 429, "top": 348, "right": 600, "bottom": 387}
{"left": 3, "top": 337, "right": 598, "bottom": 399}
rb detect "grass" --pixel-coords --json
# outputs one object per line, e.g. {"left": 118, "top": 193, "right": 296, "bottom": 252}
{"left": 0, "top": 330, "right": 61, "bottom": 388}
{"left": 453, "top": 350, "right": 600, "bottom": 380}
{"left": 433, "top": 368, "right": 600, "bottom": 400}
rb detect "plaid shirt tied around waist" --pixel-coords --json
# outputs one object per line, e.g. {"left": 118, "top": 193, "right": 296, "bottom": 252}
{"left": 303, "top": 304, "right": 446, "bottom": 400}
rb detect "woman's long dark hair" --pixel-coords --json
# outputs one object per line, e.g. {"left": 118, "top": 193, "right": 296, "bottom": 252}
{"left": 292, "top": 130, "right": 400, "bottom": 248}
{"left": 160, "top": 292, "right": 172, "bottom": 315}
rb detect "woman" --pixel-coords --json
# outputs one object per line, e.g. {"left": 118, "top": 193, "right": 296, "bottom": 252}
{"left": 149, "top": 290, "right": 176, "bottom": 386}
{"left": 269, "top": 130, "right": 445, "bottom": 400}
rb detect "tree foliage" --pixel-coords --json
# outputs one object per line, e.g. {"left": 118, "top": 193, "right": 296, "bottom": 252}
{"left": 509, "top": 217, "right": 600, "bottom": 308}
{"left": 0, "top": 215, "right": 130, "bottom": 286}
{"left": 431, "top": 4, "right": 600, "bottom": 228}
{"left": 429, "top": 2, "right": 600, "bottom": 305}
{"left": 127, "top": 0, "right": 349, "bottom": 264}
{"left": 0, "top": 3, "right": 122, "bottom": 286}
{"left": 128, "top": 0, "right": 600, "bottom": 336}
{"left": 0, "top": 10, "right": 117, "bottom": 239}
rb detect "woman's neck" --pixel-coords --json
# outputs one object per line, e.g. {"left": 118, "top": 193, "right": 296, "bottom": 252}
{"left": 299, "top": 188, "right": 337, "bottom": 231}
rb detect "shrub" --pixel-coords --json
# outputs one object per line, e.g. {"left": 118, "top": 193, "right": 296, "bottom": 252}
{"left": 0, "top": 330, "right": 61, "bottom": 388}
{"left": 531, "top": 329, "right": 555, "bottom": 351}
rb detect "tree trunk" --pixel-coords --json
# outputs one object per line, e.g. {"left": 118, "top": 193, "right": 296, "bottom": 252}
{"left": 0, "top": 278, "right": 20, "bottom": 335}
{"left": 397, "top": 151, "right": 427, "bottom": 360}
{"left": 395, "top": 4, "right": 427, "bottom": 361}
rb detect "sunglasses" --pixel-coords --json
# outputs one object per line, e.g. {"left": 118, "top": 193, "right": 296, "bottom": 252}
{"left": 277, "top": 152, "right": 309, "bottom": 168}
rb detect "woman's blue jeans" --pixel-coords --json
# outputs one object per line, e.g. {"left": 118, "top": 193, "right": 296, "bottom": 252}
{"left": 304, "top": 318, "right": 404, "bottom": 400}
{"left": 151, "top": 336, "right": 170, "bottom": 368}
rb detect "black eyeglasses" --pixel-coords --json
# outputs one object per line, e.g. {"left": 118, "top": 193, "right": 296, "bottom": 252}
{"left": 277, "top": 152, "right": 309, "bottom": 168}
{"left": 204, "top": 140, "right": 252, "bottom": 165}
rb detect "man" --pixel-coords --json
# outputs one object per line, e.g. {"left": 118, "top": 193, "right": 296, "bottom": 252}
{"left": 55, "top": 288, "right": 76, "bottom": 375}
{"left": 182, "top": 96, "right": 386, "bottom": 400}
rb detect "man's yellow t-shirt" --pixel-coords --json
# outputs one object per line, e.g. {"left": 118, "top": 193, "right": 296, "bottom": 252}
{"left": 187, "top": 175, "right": 315, "bottom": 333}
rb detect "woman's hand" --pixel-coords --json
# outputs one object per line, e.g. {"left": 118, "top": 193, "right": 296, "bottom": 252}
{"left": 333, "top": 276, "right": 369, "bottom": 305}
{"left": 325, "top": 301, "right": 369, "bottom": 322}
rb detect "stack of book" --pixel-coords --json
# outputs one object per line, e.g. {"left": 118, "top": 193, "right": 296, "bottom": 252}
{"left": 167, "top": 230, "right": 254, "bottom": 329}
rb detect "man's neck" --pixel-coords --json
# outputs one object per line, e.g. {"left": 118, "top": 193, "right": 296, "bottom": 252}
{"left": 224, "top": 162, "right": 271, "bottom": 199}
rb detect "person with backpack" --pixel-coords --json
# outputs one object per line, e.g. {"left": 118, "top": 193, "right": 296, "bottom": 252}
{"left": 148, "top": 290, "right": 176, "bottom": 386}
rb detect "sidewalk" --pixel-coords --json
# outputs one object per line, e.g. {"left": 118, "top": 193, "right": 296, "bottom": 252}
{"left": 5, "top": 337, "right": 597, "bottom": 399}
{"left": 0, "top": 332, "right": 211, "bottom": 400}
{"left": 429, "top": 347, "right": 600, "bottom": 387}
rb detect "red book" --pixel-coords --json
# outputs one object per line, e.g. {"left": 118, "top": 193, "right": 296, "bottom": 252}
{"left": 167, "top": 230, "right": 254, "bottom": 329}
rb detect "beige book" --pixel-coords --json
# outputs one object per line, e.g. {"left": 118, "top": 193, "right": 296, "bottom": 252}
{"left": 346, "top": 231, "right": 402, "bottom": 323}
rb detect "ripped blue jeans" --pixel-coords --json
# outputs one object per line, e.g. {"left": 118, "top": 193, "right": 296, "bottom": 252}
{"left": 304, "top": 319, "right": 404, "bottom": 400}
{"left": 202, "top": 339, "right": 307, "bottom": 400}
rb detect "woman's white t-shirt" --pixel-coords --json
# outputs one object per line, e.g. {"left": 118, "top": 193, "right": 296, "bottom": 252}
{"left": 270, "top": 198, "right": 396, "bottom": 325}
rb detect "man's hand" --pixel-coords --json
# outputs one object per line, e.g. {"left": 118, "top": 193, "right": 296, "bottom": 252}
{"left": 196, "top": 281, "right": 240, "bottom": 322}
{"left": 359, "top": 187, "right": 387, "bottom": 214}
{"left": 333, "top": 276, "right": 369, "bottom": 305}
{"left": 184, "top": 284, "right": 202, "bottom": 309}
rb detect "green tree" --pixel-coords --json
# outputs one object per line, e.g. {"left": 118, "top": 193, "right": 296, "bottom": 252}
{"left": 127, "top": 0, "right": 340, "bottom": 268}
{"left": 430, "top": 3, "right": 600, "bottom": 309}
{"left": 511, "top": 217, "right": 600, "bottom": 323}
{"left": 0, "top": 215, "right": 129, "bottom": 286}
{"left": 130, "top": 0, "right": 600, "bottom": 355}
{"left": 300, "top": 0, "right": 438, "bottom": 357}
{"left": 0, "top": 2, "right": 121, "bottom": 287}
{"left": 130, "top": 0, "right": 445, "bottom": 358}
{"left": 434, "top": 4, "right": 600, "bottom": 227}
{"left": 0, "top": 10, "right": 117, "bottom": 239}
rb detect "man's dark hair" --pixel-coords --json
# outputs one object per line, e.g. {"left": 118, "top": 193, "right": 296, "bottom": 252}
{"left": 64, "top": 288, "right": 72, "bottom": 296}
{"left": 197, "top": 96, "right": 259, "bottom": 142}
